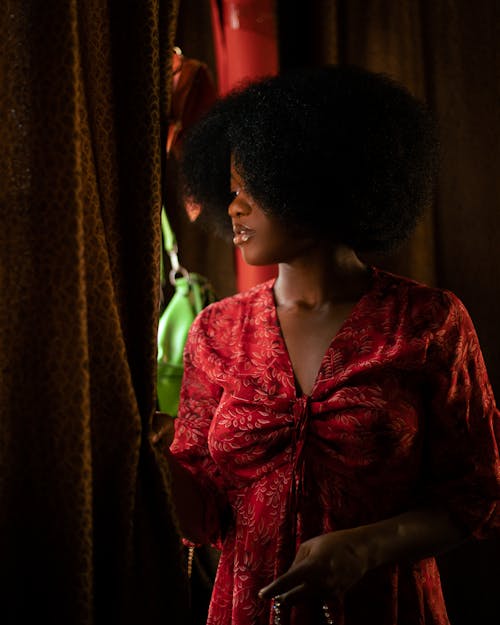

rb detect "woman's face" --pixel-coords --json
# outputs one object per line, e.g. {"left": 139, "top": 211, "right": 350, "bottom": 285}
{"left": 228, "top": 163, "right": 315, "bottom": 266}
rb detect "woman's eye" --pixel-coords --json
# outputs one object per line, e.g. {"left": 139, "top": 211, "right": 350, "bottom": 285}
{"left": 228, "top": 190, "right": 240, "bottom": 201}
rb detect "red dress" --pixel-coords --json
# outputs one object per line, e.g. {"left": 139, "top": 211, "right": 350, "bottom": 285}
{"left": 170, "top": 268, "right": 500, "bottom": 625}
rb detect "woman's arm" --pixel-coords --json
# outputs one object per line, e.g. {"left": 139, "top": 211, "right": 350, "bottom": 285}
{"left": 159, "top": 311, "right": 231, "bottom": 548}
{"left": 164, "top": 447, "right": 214, "bottom": 544}
{"left": 358, "top": 503, "right": 467, "bottom": 569}
{"left": 259, "top": 504, "right": 467, "bottom": 604}
{"left": 151, "top": 411, "right": 210, "bottom": 543}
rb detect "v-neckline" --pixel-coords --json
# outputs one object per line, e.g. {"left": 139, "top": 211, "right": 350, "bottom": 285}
{"left": 268, "top": 266, "right": 378, "bottom": 398}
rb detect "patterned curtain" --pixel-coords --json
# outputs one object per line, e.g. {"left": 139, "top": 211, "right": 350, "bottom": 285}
{"left": 0, "top": 1, "right": 189, "bottom": 624}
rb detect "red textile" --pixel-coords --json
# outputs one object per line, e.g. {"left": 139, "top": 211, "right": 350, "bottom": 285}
{"left": 171, "top": 267, "right": 500, "bottom": 625}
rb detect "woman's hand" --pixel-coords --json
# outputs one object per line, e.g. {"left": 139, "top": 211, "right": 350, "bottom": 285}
{"left": 258, "top": 528, "right": 372, "bottom": 606}
{"left": 258, "top": 506, "right": 467, "bottom": 608}
{"left": 150, "top": 410, "right": 175, "bottom": 451}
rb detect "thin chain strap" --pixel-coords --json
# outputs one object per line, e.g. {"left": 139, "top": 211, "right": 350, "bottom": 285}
{"left": 187, "top": 545, "right": 195, "bottom": 578}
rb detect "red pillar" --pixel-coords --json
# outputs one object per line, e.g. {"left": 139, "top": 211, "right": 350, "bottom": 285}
{"left": 211, "top": 0, "right": 279, "bottom": 292}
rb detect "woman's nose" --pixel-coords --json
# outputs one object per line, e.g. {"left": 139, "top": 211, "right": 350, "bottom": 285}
{"left": 227, "top": 197, "right": 250, "bottom": 218}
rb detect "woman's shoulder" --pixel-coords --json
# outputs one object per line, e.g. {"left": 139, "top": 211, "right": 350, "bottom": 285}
{"left": 373, "top": 266, "right": 457, "bottom": 301}
{"left": 192, "top": 279, "right": 275, "bottom": 328}
{"left": 372, "top": 266, "right": 469, "bottom": 329}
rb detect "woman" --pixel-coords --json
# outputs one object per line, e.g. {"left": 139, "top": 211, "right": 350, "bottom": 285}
{"left": 165, "top": 65, "right": 500, "bottom": 625}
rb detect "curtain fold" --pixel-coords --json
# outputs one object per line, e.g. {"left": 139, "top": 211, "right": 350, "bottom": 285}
{"left": 335, "top": 0, "right": 437, "bottom": 287}
{"left": 422, "top": 0, "right": 500, "bottom": 398}
{"left": 0, "top": 1, "right": 188, "bottom": 624}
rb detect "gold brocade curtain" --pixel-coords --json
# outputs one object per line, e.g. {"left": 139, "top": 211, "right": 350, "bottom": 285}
{"left": 0, "top": 2, "right": 189, "bottom": 624}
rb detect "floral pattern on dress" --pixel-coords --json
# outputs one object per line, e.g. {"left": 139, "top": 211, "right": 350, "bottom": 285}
{"left": 170, "top": 267, "right": 500, "bottom": 625}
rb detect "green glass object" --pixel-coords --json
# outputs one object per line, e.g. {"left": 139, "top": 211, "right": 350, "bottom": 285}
{"left": 157, "top": 206, "right": 216, "bottom": 416}
{"left": 157, "top": 273, "right": 214, "bottom": 415}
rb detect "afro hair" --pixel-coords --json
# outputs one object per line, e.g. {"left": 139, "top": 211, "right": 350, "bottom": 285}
{"left": 179, "top": 64, "right": 439, "bottom": 252}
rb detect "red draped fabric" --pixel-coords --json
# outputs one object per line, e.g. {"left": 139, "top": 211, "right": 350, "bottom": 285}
{"left": 210, "top": 0, "right": 279, "bottom": 292}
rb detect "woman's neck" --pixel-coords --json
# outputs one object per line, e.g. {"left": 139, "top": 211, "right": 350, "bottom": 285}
{"left": 274, "top": 245, "right": 371, "bottom": 308}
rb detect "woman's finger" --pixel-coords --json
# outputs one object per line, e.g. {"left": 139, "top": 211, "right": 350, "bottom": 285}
{"left": 274, "top": 582, "right": 309, "bottom": 605}
{"left": 151, "top": 412, "right": 175, "bottom": 446}
{"left": 259, "top": 561, "right": 310, "bottom": 599}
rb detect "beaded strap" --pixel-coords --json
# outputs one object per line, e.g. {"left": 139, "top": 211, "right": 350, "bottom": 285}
{"left": 272, "top": 598, "right": 334, "bottom": 624}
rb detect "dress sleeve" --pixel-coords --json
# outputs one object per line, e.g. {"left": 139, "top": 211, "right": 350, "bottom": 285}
{"left": 423, "top": 291, "right": 500, "bottom": 539}
{"left": 169, "top": 314, "right": 230, "bottom": 548}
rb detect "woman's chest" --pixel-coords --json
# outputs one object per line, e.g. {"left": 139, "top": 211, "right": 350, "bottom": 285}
{"left": 276, "top": 301, "right": 360, "bottom": 397}
{"left": 208, "top": 365, "right": 426, "bottom": 486}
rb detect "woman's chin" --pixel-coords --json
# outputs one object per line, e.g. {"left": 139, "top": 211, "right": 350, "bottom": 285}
{"left": 238, "top": 251, "right": 271, "bottom": 266}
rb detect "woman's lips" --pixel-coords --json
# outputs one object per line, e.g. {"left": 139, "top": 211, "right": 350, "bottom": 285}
{"left": 232, "top": 224, "right": 256, "bottom": 246}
